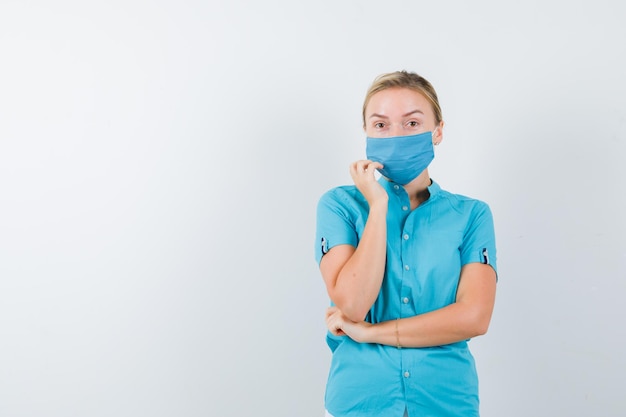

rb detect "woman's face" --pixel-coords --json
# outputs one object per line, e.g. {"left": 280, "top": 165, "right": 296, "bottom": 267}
{"left": 364, "top": 87, "right": 440, "bottom": 139}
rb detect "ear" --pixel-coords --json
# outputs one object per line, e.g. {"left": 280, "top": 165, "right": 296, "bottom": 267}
{"left": 433, "top": 121, "right": 444, "bottom": 145}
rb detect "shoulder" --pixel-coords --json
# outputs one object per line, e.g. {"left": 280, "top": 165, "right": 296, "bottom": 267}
{"left": 437, "top": 186, "right": 491, "bottom": 211}
{"left": 318, "top": 184, "right": 364, "bottom": 207}
{"left": 433, "top": 185, "right": 493, "bottom": 221}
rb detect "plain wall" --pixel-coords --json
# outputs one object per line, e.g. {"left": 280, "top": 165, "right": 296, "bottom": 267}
{"left": 1, "top": 1, "right": 625, "bottom": 416}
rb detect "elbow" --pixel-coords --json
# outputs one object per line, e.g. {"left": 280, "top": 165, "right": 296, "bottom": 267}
{"left": 343, "top": 306, "right": 368, "bottom": 323}
{"left": 337, "top": 301, "right": 369, "bottom": 322}
{"left": 464, "top": 309, "right": 492, "bottom": 338}
{"left": 329, "top": 293, "right": 369, "bottom": 322}
{"left": 473, "top": 320, "right": 490, "bottom": 337}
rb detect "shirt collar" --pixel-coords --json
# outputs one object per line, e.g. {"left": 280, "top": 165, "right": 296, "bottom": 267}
{"left": 427, "top": 179, "right": 441, "bottom": 197}
{"left": 379, "top": 177, "right": 441, "bottom": 198}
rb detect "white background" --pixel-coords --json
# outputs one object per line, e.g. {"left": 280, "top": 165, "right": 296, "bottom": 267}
{"left": 1, "top": 1, "right": 625, "bottom": 416}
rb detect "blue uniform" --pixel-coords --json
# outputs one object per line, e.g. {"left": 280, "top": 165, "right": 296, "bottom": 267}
{"left": 315, "top": 179, "right": 497, "bottom": 417}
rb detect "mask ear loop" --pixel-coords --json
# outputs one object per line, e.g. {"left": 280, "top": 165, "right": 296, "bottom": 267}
{"left": 432, "top": 127, "right": 441, "bottom": 146}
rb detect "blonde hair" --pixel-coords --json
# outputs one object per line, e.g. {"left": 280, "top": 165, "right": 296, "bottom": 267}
{"left": 362, "top": 70, "right": 443, "bottom": 127}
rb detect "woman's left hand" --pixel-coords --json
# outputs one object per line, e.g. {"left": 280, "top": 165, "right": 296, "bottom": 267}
{"left": 325, "top": 306, "right": 372, "bottom": 343}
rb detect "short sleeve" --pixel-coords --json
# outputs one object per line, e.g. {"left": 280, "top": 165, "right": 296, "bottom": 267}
{"left": 460, "top": 201, "right": 498, "bottom": 276}
{"left": 314, "top": 189, "right": 359, "bottom": 265}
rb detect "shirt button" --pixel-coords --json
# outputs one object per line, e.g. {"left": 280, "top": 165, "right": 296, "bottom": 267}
{"left": 404, "top": 371, "right": 410, "bottom": 378}
{"left": 403, "top": 297, "right": 410, "bottom": 304}
{"left": 402, "top": 205, "right": 408, "bottom": 211}
{"left": 404, "top": 265, "right": 410, "bottom": 271}
{"left": 394, "top": 185, "right": 400, "bottom": 190}
{"left": 403, "top": 234, "right": 409, "bottom": 240}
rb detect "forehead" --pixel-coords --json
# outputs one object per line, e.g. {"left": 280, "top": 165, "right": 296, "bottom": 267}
{"left": 366, "top": 87, "right": 432, "bottom": 117}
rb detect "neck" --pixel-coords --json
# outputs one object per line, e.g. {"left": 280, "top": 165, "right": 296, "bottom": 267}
{"left": 403, "top": 170, "right": 432, "bottom": 209}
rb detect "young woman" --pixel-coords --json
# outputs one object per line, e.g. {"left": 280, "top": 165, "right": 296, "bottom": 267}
{"left": 315, "top": 70, "right": 498, "bottom": 417}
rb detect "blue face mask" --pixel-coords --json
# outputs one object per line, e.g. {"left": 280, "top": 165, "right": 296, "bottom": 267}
{"left": 365, "top": 131, "right": 435, "bottom": 185}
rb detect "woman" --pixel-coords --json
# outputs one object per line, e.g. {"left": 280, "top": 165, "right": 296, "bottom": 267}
{"left": 314, "top": 70, "right": 498, "bottom": 417}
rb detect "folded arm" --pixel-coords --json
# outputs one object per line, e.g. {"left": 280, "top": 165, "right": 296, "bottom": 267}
{"left": 326, "top": 263, "right": 497, "bottom": 347}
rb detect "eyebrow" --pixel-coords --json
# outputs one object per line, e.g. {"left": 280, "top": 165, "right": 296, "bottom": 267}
{"left": 368, "top": 109, "right": 424, "bottom": 119}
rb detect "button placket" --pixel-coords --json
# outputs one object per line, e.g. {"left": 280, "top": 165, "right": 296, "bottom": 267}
{"left": 401, "top": 231, "right": 411, "bottom": 275}
{"left": 400, "top": 225, "right": 413, "bottom": 313}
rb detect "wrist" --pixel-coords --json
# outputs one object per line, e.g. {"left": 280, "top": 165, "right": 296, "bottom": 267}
{"left": 351, "top": 321, "right": 374, "bottom": 344}
{"left": 368, "top": 199, "right": 388, "bottom": 213}
{"left": 359, "top": 321, "right": 376, "bottom": 344}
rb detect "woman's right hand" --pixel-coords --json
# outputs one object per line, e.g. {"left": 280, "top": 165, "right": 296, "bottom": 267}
{"left": 349, "top": 160, "right": 388, "bottom": 207}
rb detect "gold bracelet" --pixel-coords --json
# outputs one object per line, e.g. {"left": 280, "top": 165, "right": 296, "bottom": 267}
{"left": 395, "top": 318, "right": 402, "bottom": 349}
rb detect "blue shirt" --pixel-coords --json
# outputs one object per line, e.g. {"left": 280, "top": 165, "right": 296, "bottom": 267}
{"left": 315, "top": 179, "right": 497, "bottom": 417}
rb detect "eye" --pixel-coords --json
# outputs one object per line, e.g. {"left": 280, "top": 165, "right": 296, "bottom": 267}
{"left": 407, "top": 120, "right": 419, "bottom": 127}
{"left": 374, "top": 122, "right": 385, "bottom": 129}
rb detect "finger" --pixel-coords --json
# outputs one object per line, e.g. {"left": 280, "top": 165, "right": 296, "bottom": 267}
{"left": 349, "top": 162, "right": 357, "bottom": 175}
{"left": 325, "top": 310, "right": 338, "bottom": 327}
{"left": 367, "top": 161, "right": 383, "bottom": 171}
{"left": 326, "top": 312, "right": 343, "bottom": 330}
{"left": 326, "top": 317, "right": 338, "bottom": 334}
{"left": 360, "top": 160, "right": 375, "bottom": 173}
{"left": 326, "top": 310, "right": 333, "bottom": 321}
{"left": 350, "top": 160, "right": 367, "bottom": 169}
{"left": 327, "top": 320, "right": 345, "bottom": 336}
{"left": 351, "top": 160, "right": 376, "bottom": 177}
{"left": 363, "top": 160, "right": 384, "bottom": 176}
